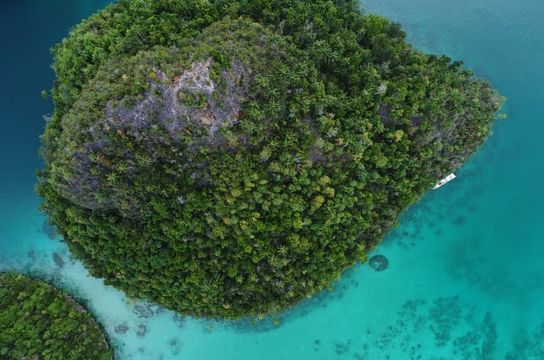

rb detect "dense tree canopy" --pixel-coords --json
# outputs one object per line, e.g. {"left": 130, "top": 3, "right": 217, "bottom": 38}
{"left": 38, "top": 0, "right": 502, "bottom": 318}
{"left": 0, "top": 273, "right": 112, "bottom": 360}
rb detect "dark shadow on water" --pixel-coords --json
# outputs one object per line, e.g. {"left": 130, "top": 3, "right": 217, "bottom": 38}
{"left": 41, "top": 219, "right": 59, "bottom": 240}
{"left": 52, "top": 252, "right": 65, "bottom": 268}
{"left": 384, "top": 200, "right": 435, "bottom": 250}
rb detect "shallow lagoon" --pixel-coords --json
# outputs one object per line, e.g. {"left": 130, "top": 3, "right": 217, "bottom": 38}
{"left": 1, "top": 0, "right": 543, "bottom": 358}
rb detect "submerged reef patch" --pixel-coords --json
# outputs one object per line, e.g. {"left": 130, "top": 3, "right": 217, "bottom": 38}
{"left": 132, "top": 302, "right": 164, "bottom": 319}
{"left": 114, "top": 322, "right": 129, "bottom": 335}
{"left": 52, "top": 252, "right": 65, "bottom": 268}
{"left": 342, "top": 296, "right": 499, "bottom": 360}
{"left": 368, "top": 255, "right": 389, "bottom": 271}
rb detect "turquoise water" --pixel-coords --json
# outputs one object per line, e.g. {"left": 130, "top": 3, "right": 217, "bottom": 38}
{"left": 1, "top": 0, "right": 543, "bottom": 359}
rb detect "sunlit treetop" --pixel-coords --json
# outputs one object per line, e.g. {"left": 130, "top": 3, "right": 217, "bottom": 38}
{"left": 0, "top": 273, "right": 112, "bottom": 359}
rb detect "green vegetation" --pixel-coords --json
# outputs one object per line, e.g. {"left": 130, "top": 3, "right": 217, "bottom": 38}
{"left": 37, "top": 0, "right": 502, "bottom": 318}
{"left": 0, "top": 273, "right": 112, "bottom": 360}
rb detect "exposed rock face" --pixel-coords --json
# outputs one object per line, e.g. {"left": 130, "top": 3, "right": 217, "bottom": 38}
{"left": 105, "top": 58, "right": 249, "bottom": 140}
{"left": 58, "top": 58, "right": 251, "bottom": 212}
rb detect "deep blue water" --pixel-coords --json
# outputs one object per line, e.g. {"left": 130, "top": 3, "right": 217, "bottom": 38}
{"left": 1, "top": 1, "right": 543, "bottom": 359}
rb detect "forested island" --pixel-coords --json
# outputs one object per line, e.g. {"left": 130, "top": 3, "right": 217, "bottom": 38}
{"left": 37, "top": 0, "right": 502, "bottom": 318}
{"left": 0, "top": 273, "right": 112, "bottom": 359}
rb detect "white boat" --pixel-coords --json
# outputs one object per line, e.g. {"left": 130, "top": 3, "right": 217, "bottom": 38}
{"left": 432, "top": 172, "right": 457, "bottom": 190}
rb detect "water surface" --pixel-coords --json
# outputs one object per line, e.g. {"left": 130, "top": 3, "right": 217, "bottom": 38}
{"left": 1, "top": 0, "right": 543, "bottom": 358}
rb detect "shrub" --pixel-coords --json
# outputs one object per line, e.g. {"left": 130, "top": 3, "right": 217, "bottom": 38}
{"left": 0, "top": 273, "right": 112, "bottom": 359}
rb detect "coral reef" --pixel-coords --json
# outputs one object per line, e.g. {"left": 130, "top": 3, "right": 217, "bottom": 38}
{"left": 368, "top": 255, "right": 389, "bottom": 271}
